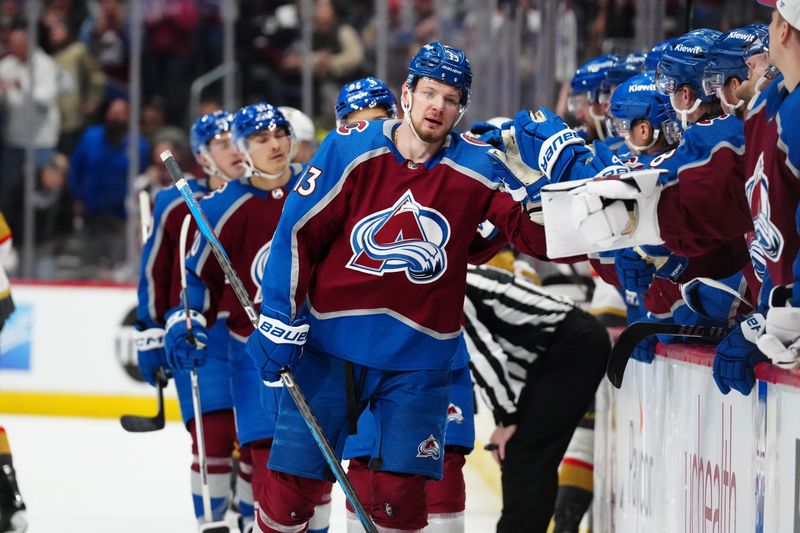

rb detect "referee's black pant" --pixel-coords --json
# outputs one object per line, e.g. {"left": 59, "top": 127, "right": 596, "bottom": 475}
{"left": 497, "top": 309, "right": 610, "bottom": 533}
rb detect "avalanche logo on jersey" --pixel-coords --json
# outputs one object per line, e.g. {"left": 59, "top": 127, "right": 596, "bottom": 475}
{"left": 347, "top": 190, "right": 450, "bottom": 284}
{"left": 250, "top": 240, "right": 272, "bottom": 304}
{"left": 746, "top": 152, "right": 784, "bottom": 276}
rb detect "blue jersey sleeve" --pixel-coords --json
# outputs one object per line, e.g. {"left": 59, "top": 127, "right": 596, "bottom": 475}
{"left": 259, "top": 127, "right": 375, "bottom": 322}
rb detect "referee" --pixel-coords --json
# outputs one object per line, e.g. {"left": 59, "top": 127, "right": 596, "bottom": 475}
{"left": 464, "top": 264, "right": 610, "bottom": 533}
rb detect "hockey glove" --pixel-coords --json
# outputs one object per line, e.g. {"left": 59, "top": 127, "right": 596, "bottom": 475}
{"left": 568, "top": 141, "right": 631, "bottom": 181}
{"left": 570, "top": 171, "right": 663, "bottom": 249}
{"left": 756, "top": 305, "right": 800, "bottom": 370}
{"left": 469, "top": 121, "right": 507, "bottom": 150}
{"left": 713, "top": 314, "right": 768, "bottom": 396}
{"left": 510, "top": 108, "right": 588, "bottom": 183}
{"left": 615, "top": 248, "right": 656, "bottom": 294}
{"left": 632, "top": 334, "right": 657, "bottom": 364}
{"left": 245, "top": 314, "right": 310, "bottom": 384}
{"left": 164, "top": 310, "right": 209, "bottom": 370}
{"left": 134, "top": 326, "right": 170, "bottom": 386}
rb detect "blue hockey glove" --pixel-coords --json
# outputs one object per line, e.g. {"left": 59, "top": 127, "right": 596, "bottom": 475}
{"left": 638, "top": 244, "right": 688, "bottom": 282}
{"left": 245, "top": 314, "right": 310, "bottom": 384}
{"left": 509, "top": 108, "right": 588, "bottom": 183}
{"left": 712, "top": 315, "right": 768, "bottom": 396}
{"left": 164, "top": 310, "right": 209, "bottom": 370}
{"left": 567, "top": 141, "right": 631, "bottom": 181}
{"left": 615, "top": 248, "right": 656, "bottom": 294}
{"left": 134, "top": 326, "right": 171, "bottom": 386}
{"left": 632, "top": 334, "right": 657, "bottom": 364}
{"left": 470, "top": 121, "right": 508, "bottom": 150}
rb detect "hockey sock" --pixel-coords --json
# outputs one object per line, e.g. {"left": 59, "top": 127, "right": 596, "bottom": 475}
{"left": 423, "top": 449, "right": 466, "bottom": 533}
{"left": 189, "top": 411, "right": 237, "bottom": 522}
{"left": 307, "top": 484, "right": 332, "bottom": 533}
{"left": 237, "top": 445, "right": 255, "bottom": 532}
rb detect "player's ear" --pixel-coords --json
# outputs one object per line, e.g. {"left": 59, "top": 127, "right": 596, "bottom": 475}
{"left": 637, "top": 121, "right": 651, "bottom": 142}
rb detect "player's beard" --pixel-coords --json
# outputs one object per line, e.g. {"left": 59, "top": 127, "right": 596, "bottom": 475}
{"left": 412, "top": 114, "right": 451, "bottom": 144}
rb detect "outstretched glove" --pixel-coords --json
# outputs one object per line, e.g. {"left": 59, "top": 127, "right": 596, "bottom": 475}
{"left": 164, "top": 310, "right": 208, "bottom": 370}
{"left": 469, "top": 121, "right": 507, "bottom": 150}
{"left": 134, "top": 326, "right": 171, "bottom": 386}
{"left": 245, "top": 314, "right": 310, "bottom": 384}
{"left": 507, "top": 108, "right": 587, "bottom": 183}
{"left": 713, "top": 314, "right": 768, "bottom": 396}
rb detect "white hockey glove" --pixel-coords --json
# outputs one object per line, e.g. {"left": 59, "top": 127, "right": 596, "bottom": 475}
{"left": 570, "top": 171, "right": 664, "bottom": 249}
{"left": 756, "top": 306, "right": 800, "bottom": 370}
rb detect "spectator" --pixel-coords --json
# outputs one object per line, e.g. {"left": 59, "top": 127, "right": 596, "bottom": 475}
{"left": 69, "top": 97, "right": 148, "bottom": 269}
{"left": 140, "top": 96, "right": 184, "bottom": 148}
{"left": 142, "top": 0, "right": 199, "bottom": 126}
{"left": 33, "top": 152, "right": 72, "bottom": 249}
{"left": 39, "top": 0, "right": 89, "bottom": 45}
{"left": 282, "top": 0, "right": 365, "bottom": 123}
{"left": 79, "top": 0, "right": 129, "bottom": 98}
{"left": 48, "top": 18, "right": 106, "bottom": 153}
{"left": 0, "top": 26, "right": 60, "bottom": 234}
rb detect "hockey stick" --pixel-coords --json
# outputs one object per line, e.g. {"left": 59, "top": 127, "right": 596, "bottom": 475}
{"left": 120, "top": 190, "right": 167, "bottom": 433}
{"left": 179, "top": 214, "right": 230, "bottom": 533}
{"left": 160, "top": 150, "right": 378, "bottom": 533}
{"left": 607, "top": 322, "right": 727, "bottom": 388}
{"left": 119, "top": 368, "right": 168, "bottom": 432}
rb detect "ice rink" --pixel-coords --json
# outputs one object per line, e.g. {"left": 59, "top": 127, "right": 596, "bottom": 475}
{"left": 3, "top": 414, "right": 502, "bottom": 532}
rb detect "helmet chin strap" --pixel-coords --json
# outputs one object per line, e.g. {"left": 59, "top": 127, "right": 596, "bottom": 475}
{"left": 669, "top": 93, "right": 703, "bottom": 129}
{"left": 198, "top": 147, "right": 232, "bottom": 183}
{"left": 401, "top": 89, "right": 432, "bottom": 146}
{"left": 716, "top": 88, "right": 744, "bottom": 115}
{"left": 623, "top": 129, "right": 660, "bottom": 155}
{"left": 588, "top": 107, "right": 607, "bottom": 140}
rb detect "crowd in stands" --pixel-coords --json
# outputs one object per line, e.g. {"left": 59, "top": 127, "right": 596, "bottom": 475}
{"left": 0, "top": 0, "right": 750, "bottom": 280}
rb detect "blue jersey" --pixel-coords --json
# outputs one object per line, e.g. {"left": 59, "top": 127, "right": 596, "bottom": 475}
{"left": 258, "top": 119, "right": 551, "bottom": 371}
{"left": 182, "top": 167, "right": 304, "bottom": 338}
{"left": 137, "top": 178, "right": 208, "bottom": 329}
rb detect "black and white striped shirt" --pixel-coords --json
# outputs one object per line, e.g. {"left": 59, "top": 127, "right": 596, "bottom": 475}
{"left": 464, "top": 264, "right": 576, "bottom": 426}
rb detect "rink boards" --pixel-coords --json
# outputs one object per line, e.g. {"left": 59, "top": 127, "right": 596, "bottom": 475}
{"left": 595, "top": 342, "right": 800, "bottom": 533}
{"left": 0, "top": 281, "right": 182, "bottom": 420}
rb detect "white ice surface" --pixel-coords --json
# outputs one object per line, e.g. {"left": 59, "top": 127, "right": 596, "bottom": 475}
{"left": 2, "top": 414, "right": 501, "bottom": 532}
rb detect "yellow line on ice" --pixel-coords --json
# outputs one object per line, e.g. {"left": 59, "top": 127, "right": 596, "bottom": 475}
{"left": 0, "top": 391, "right": 182, "bottom": 421}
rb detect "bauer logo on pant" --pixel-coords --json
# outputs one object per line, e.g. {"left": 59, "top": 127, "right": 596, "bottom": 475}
{"left": 416, "top": 435, "right": 441, "bottom": 460}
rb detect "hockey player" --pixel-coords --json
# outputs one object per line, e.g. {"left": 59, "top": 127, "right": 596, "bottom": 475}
{"left": 279, "top": 106, "right": 317, "bottom": 163}
{"left": 245, "top": 41, "right": 563, "bottom": 532}
{"left": 606, "top": 71, "right": 682, "bottom": 157}
{"left": 567, "top": 55, "right": 619, "bottom": 142}
{"left": 334, "top": 76, "right": 398, "bottom": 125}
{"left": 162, "top": 103, "right": 316, "bottom": 533}
{"left": 136, "top": 110, "right": 243, "bottom": 528}
{"left": 0, "top": 214, "right": 26, "bottom": 533}
{"left": 729, "top": 0, "right": 800, "bottom": 388}
{"left": 701, "top": 24, "right": 768, "bottom": 115}
{"left": 332, "top": 75, "right": 472, "bottom": 533}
